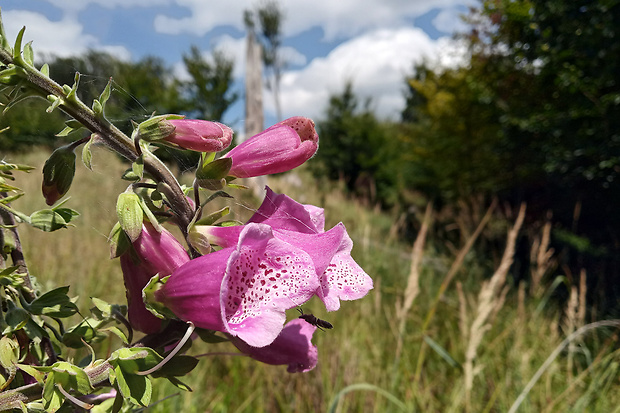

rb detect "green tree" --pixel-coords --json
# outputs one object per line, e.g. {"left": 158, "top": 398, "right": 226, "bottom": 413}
{"left": 181, "top": 45, "right": 238, "bottom": 122}
{"left": 313, "top": 83, "right": 402, "bottom": 205}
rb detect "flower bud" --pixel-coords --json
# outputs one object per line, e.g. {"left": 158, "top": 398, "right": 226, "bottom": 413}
{"left": 135, "top": 115, "right": 233, "bottom": 153}
{"left": 41, "top": 144, "right": 76, "bottom": 206}
{"left": 224, "top": 117, "right": 318, "bottom": 178}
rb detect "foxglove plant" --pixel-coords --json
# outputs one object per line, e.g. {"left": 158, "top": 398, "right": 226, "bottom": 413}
{"left": 0, "top": 14, "right": 371, "bottom": 412}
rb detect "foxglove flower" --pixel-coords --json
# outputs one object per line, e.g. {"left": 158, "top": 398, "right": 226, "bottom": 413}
{"left": 195, "top": 187, "right": 373, "bottom": 311}
{"left": 155, "top": 223, "right": 323, "bottom": 347}
{"left": 229, "top": 319, "right": 318, "bottom": 373}
{"left": 224, "top": 117, "right": 318, "bottom": 178}
{"left": 165, "top": 119, "right": 233, "bottom": 152}
{"left": 121, "top": 223, "right": 190, "bottom": 333}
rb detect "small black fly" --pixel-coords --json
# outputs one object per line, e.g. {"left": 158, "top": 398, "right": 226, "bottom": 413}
{"left": 297, "top": 308, "right": 333, "bottom": 331}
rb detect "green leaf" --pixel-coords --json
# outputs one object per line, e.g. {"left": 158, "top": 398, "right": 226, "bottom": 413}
{"left": 150, "top": 355, "right": 198, "bottom": 378}
{"left": 27, "top": 286, "right": 78, "bottom": 318}
{"left": 46, "top": 95, "right": 62, "bottom": 113}
{"left": 16, "top": 363, "right": 45, "bottom": 383}
{"left": 82, "top": 136, "right": 94, "bottom": 171}
{"left": 42, "top": 371, "right": 64, "bottom": 412}
{"left": 101, "top": 326, "right": 129, "bottom": 345}
{"left": 3, "top": 307, "right": 29, "bottom": 333}
{"left": 423, "top": 335, "right": 461, "bottom": 370}
{"left": 22, "top": 41, "right": 34, "bottom": 66}
{"left": 29, "top": 209, "right": 76, "bottom": 232}
{"left": 114, "top": 366, "right": 152, "bottom": 407}
{"left": 40, "top": 63, "right": 49, "bottom": 77}
{"left": 195, "top": 206, "right": 230, "bottom": 226}
{"left": 116, "top": 192, "right": 143, "bottom": 242}
{"left": 0, "top": 336, "right": 19, "bottom": 370}
{"left": 97, "top": 78, "right": 113, "bottom": 114}
{"left": 50, "top": 361, "right": 93, "bottom": 395}
{"left": 66, "top": 72, "right": 80, "bottom": 101}
{"left": 12, "top": 27, "right": 25, "bottom": 62}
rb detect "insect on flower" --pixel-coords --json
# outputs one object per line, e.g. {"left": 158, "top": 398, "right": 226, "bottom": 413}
{"left": 297, "top": 308, "right": 333, "bottom": 331}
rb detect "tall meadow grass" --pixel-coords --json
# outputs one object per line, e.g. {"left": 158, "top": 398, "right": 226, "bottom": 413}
{"left": 3, "top": 148, "right": 619, "bottom": 412}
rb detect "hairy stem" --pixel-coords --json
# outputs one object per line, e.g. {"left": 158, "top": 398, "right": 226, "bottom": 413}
{"left": 0, "top": 51, "right": 194, "bottom": 237}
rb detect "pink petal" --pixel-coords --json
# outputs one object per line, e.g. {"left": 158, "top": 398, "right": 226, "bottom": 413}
{"left": 221, "top": 223, "right": 320, "bottom": 347}
{"left": 318, "top": 228, "right": 373, "bottom": 311}
{"left": 229, "top": 319, "right": 318, "bottom": 373}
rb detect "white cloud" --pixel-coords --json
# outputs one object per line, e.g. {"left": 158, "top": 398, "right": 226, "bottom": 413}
{"left": 272, "top": 27, "right": 466, "bottom": 121}
{"left": 154, "top": 0, "right": 470, "bottom": 39}
{"left": 3, "top": 10, "right": 131, "bottom": 60}
{"left": 432, "top": 7, "right": 470, "bottom": 34}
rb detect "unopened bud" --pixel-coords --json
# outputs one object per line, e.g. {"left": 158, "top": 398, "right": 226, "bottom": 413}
{"left": 42, "top": 144, "right": 76, "bottom": 206}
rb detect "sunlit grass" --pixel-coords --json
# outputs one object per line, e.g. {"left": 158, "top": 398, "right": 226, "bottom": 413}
{"left": 4, "top": 148, "right": 620, "bottom": 412}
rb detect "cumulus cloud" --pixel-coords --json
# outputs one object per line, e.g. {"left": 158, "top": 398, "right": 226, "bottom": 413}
{"left": 3, "top": 10, "right": 130, "bottom": 60}
{"left": 271, "top": 27, "right": 466, "bottom": 121}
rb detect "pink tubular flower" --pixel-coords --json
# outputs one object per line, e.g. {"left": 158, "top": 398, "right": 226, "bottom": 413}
{"left": 120, "top": 223, "right": 190, "bottom": 334}
{"left": 229, "top": 319, "right": 318, "bottom": 373}
{"left": 165, "top": 119, "right": 233, "bottom": 152}
{"left": 155, "top": 223, "right": 322, "bottom": 347}
{"left": 195, "top": 187, "right": 373, "bottom": 311}
{"left": 224, "top": 117, "right": 318, "bottom": 178}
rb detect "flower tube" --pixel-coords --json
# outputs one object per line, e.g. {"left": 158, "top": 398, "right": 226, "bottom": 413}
{"left": 224, "top": 117, "right": 318, "bottom": 178}
{"left": 121, "top": 223, "right": 190, "bottom": 333}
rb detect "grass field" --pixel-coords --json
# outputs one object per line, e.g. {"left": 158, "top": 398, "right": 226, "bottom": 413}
{"left": 5, "top": 148, "right": 620, "bottom": 412}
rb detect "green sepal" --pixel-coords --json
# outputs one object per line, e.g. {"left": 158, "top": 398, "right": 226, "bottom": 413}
{"left": 143, "top": 275, "right": 175, "bottom": 320}
{"left": 82, "top": 135, "right": 95, "bottom": 171}
{"left": 116, "top": 191, "right": 143, "bottom": 242}
{"left": 134, "top": 114, "right": 183, "bottom": 143}
{"left": 26, "top": 286, "right": 78, "bottom": 318}
{"left": 187, "top": 226, "right": 211, "bottom": 255}
{"left": 108, "top": 221, "right": 131, "bottom": 259}
{"left": 195, "top": 158, "right": 232, "bottom": 190}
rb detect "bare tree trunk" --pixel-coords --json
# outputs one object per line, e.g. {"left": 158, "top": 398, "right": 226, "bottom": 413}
{"left": 244, "top": 29, "right": 267, "bottom": 197}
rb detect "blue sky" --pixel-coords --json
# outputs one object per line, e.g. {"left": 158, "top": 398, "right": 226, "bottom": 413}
{"left": 2, "top": 0, "right": 472, "bottom": 131}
